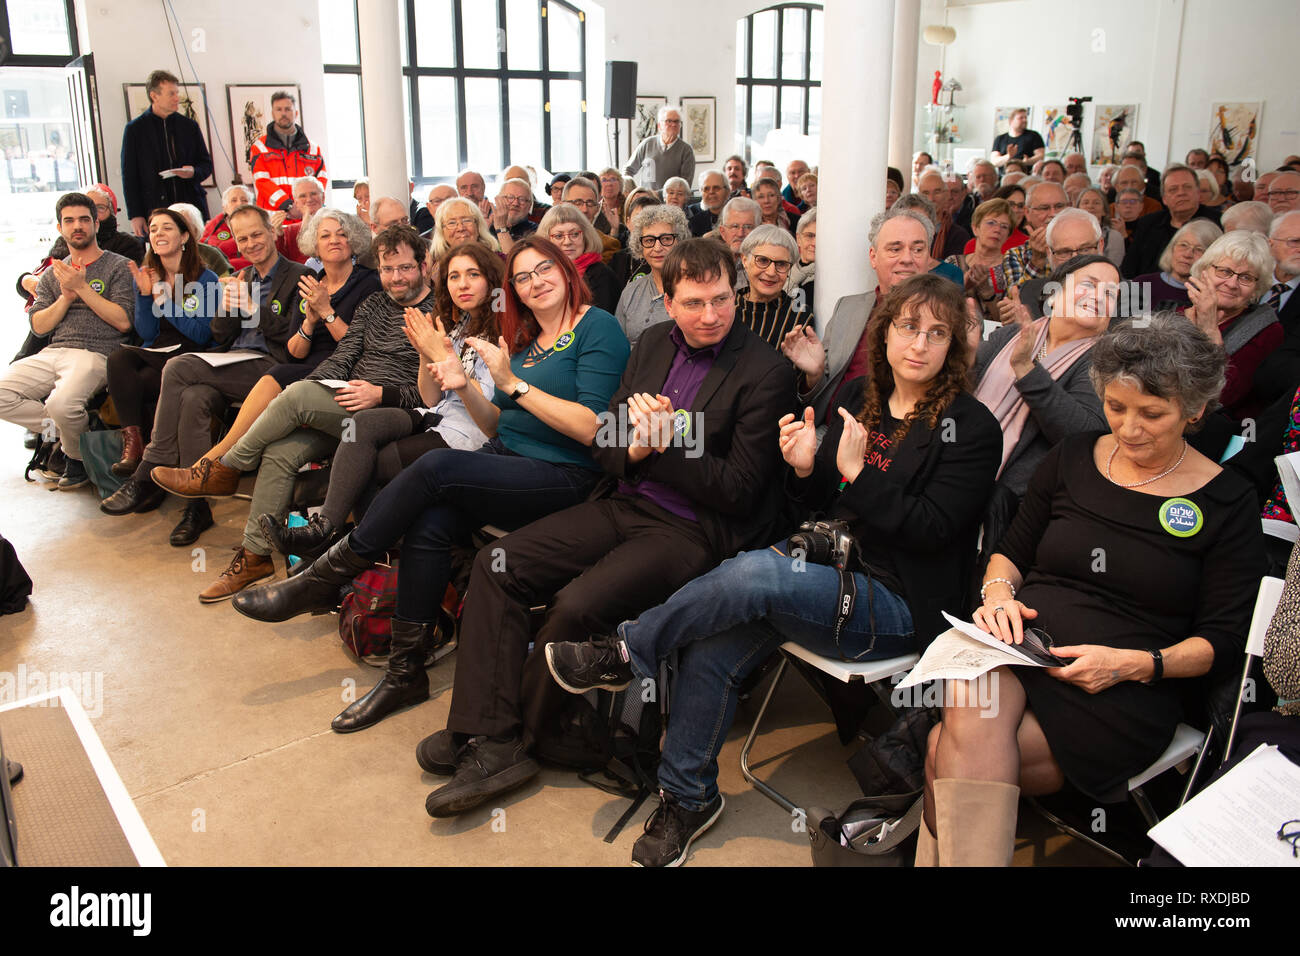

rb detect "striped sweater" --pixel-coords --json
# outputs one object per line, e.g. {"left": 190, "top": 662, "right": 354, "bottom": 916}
{"left": 308, "top": 289, "right": 432, "bottom": 408}
{"left": 734, "top": 290, "right": 811, "bottom": 350}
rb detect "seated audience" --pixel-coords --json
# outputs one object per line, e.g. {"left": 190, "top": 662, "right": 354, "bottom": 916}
{"left": 886, "top": 166, "right": 904, "bottom": 208}
{"left": 786, "top": 208, "right": 816, "bottom": 299}
{"left": 432, "top": 197, "right": 500, "bottom": 261}
{"left": 1062, "top": 172, "right": 1091, "bottom": 205}
{"left": 370, "top": 196, "right": 411, "bottom": 233}
{"left": 486, "top": 177, "right": 538, "bottom": 255}
{"left": 917, "top": 170, "right": 972, "bottom": 260}
{"left": 1221, "top": 201, "right": 1272, "bottom": 236}
{"left": 1013, "top": 209, "right": 1107, "bottom": 321}
{"left": 1074, "top": 187, "right": 1124, "bottom": 267}
{"left": 168, "top": 203, "right": 232, "bottom": 276}
{"left": 663, "top": 177, "right": 691, "bottom": 209}
{"left": 107, "top": 208, "right": 222, "bottom": 476}
{"left": 594, "top": 168, "right": 625, "bottom": 235}
{"left": 615, "top": 204, "right": 690, "bottom": 345}
{"left": 272, "top": 177, "right": 325, "bottom": 265}
{"left": 456, "top": 169, "right": 493, "bottom": 219}
{"left": 539, "top": 203, "right": 619, "bottom": 314}
{"left": 99, "top": 205, "right": 311, "bottom": 534}
{"left": 686, "top": 171, "right": 728, "bottom": 237}
{"left": 735, "top": 224, "right": 804, "bottom": 348}
{"left": 711, "top": 197, "right": 762, "bottom": 291}
{"left": 0, "top": 192, "right": 134, "bottom": 489}
{"left": 563, "top": 177, "right": 621, "bottom": 262}
{"left": 260, "top": 244, "right": 504, "bottom": 561}
{"left": 963, "top": 184, "right": 1028, "bottom": 255}
{"left": 752, "top": 177, "right": 793, "bottom": 234}
{"left": 784, "top": 158, "right": 810, "bottom": 211}
{"left": 416, "top": 238, "right": 796, "bottom": 818}
{"left": 1269, "top": 171, "right": 1300, "bottom": 216}
{"left": 1122, "top": 164, "right": 1222, "bottom": 278}
{"left": 1040, "top": 159, "right": 1066, "bottom": 184}
{"left": 796, "top": 172, "right": 818, "bottom": 210}
{"left": 1197, "top": 169, "right": 1227, "bottom": 212}
{"left": 231, "top": 238, "right": 631, "bottom": 738}
{"left": 947, "top": 198, "right": 1015, "bottom": 322}
{"left": 724, "top": 154, "right": 749, "bottom": 197}
{"left": 1132, "top": 219, "right": 1223, "bottom": 314}
{"left": 546, "top": 273, "right": 1002, "bottom": 866}
{"left": 1002, "top": 182, "right": 1069, "bottom": 288}
{"left": 974, "top": 255, "right": 1116, "bottom": 550}
{"left": 923, "top": 315, "right": 1264, "bottom": 866}
{"left": 912, "top": 150, "right": 935, "bottom": 190}
{"left": 149, "top": 225, "right": 436, "bottom": 602}
{"left": 1251, "top": 211, "right": 1300, "bottom": 404}
{"left": 610, "top": 190, "right": 664, "bottom": 287}
{"left": 1184, "top": 230, "right": 1281, "bottom": 420}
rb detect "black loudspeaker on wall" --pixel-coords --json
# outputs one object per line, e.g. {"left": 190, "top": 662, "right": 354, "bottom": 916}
{"left": 605, "top": 61, "right": 637, "bottom": 120}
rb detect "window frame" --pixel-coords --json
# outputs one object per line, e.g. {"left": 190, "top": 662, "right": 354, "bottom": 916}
{"left": 736, "top": 2, "right": 821, "bottom": 162}
{"left": 321, "top": 0, "right": 365, "bottom": 189}
{"left": 0, "top": 0, "right": 80, "bottom": 67}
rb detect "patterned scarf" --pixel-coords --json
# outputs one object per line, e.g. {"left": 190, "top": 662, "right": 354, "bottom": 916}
{"left": 1261, "top": 386, "right": 1300, "bottom": 523}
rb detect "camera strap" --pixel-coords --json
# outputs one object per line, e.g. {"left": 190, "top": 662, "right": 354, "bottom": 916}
{"left": 832, "top": 565, "right": 878, "bottom": 662}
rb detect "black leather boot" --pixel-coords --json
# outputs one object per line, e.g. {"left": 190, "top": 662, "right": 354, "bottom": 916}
{"left": 259, "top": 512, "right": 337, "bottom": 558}
{"left": 231, "top": 534, "right": 372, "bottom": 622}
{"left": 332, "top": 619, "right": 430, "bottom": 733}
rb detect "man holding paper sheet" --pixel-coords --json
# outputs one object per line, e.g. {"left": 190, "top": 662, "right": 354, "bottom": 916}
{"left": 101, "top": 204, "right": 309, "bottom": 520}
{"left": 918, "top": 315, "right": 1266, "bottom": 867}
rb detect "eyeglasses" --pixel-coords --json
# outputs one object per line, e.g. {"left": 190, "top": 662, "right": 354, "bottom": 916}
{"left": 749, "top": 253, "right": 792, "bottom": 275}
{"left": 1174, "top": 241, "right": 1206, "bottom": 256}
{"left": 499, "top": 195, "right": 530, "bottom": 206}
{"left": 511, "top": 258, "right": 558, "bottom": 288}
{"left": 1029, "top": 202, "right": 1068, "bottom": 214}
{"left": 1271, "top": 236, "right": 1300, "bottom": 250}
{"left": 444, "top": 217, "right": 476, "bottom": 229}
{"left": 1272, "top": 190, "right": 1300, "bottom": 202}
{"left": 94, "top": 204, "right": 111, "bottom": 214}
{"left": 980, "top": 220, "right": 1011, "bottom": 233}
{"left": 640, "top": 233, "right": 679, "bottom": 249}
{"left": 549, "top": 230, "right": 584, "bottom": 244}
{"left": 891, "top": 321, "right": 951, "bottom": 346}
{"left": 1209, "top": 264, "right": 1258, "bottom": 285}
{"left": 566, "top": 199, "right": 598, "bottom": 209}
{"left": 1051, "top": 243, "right": 1099, "bottom": 260}
{"left": 661, "top": 119, "right": 682, "bottom": 126}
{"left": 675, "top": 293, "right": 733, "bottom": 316}
{"left": 722, "top": 222, "right": 756, "bottom": 234}
{"left": 378, "top": 263, "right": 420, "bottom": 276}
{"left": 1116, "top": 198, "right": 1143, "bottom": 205}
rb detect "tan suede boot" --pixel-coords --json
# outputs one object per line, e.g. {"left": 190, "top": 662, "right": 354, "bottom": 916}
{"left": 914, "top": 819, "right": 939, "bottom": 867}
{"left": 934, "top": 777, "right": 1020, "bottom": 867}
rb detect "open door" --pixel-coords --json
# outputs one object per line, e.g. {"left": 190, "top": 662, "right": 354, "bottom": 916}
{"left": 65, "top": 53, "right": 105, "bottom": 187}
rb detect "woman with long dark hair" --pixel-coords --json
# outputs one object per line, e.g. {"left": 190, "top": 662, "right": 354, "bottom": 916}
{"left": 234, "top": 237, "right": 631, "bottom": 733}
{"left": 106, "top": 207, "right": 221, "bottom": 475}
{"left": 544, "top": 273, "right": 1003, "bottom": 867}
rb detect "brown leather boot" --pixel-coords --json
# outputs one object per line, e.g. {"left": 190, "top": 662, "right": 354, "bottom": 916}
{"left": 112, "top": 425, "right": 144, "bottom": 476}
{"left": 152, "top": 457, "right": 241, "bottom": 498}
{"left": 199, "top": 546, "right": 275, "bottom": 604}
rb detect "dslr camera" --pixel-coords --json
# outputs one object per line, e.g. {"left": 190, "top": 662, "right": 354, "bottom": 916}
{"left": 787, "top": 519, "right": 859, "bottom": 572}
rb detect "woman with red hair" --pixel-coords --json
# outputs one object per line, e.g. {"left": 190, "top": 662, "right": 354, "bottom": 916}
{"left": 233, "top": 237, "right": 631, "bottom": 730}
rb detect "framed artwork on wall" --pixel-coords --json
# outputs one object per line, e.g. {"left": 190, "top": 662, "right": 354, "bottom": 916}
{"left": 1091, "top": 105, "right": 1137, "bottom": 165}
{"left": 226, "top": 84, "right": 302, "bottom": 185}
{"left": 123, "top": 82, "right": 216, "bottom": 187}
{"left": 634, "top": 95, "right": 667, "bottom": 143}
{"left": 681, "top": 96, "right": 716, "bottom": 163}
{"left": 1209, "top": 102, "right": 1261, "bottom": 167}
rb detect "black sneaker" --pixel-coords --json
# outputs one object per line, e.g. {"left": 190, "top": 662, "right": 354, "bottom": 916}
{"left": 415, "top": 729, "right": 469, "bottom": 775}
{"left": 40, "top": 441, "right": 65, "bottom": 480}
{"left": 632, "top": 791, "right": 725, "bottom": 867}
{"left": 57, "top": 456, "right": 89, "bottom": 490}
{"left": 545, "top": 638, "right": 634, "bottom": 694}
{"left": 424, "top": 735, "right": 539, "bottom": 818}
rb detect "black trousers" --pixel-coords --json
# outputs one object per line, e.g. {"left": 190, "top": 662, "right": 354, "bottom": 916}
{"left": 446, "top": 493, "right": 716, "bottom": 746}
{"left": 105, "top": 347, "right": 174, "bottom": 430}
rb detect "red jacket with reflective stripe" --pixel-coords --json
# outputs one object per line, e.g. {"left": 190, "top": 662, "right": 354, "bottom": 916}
{"left": 250, "top": 125, "right": 326, "bottom": 211}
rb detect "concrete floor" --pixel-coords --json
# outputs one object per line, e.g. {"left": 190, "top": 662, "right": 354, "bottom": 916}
{"left": 0, "top": 418, "right": 1117, "bottom": 867}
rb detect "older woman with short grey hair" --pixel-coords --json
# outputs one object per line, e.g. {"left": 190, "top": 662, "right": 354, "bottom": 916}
{"left": 662, "top": 176, "right": 691, "bottom": 208}
{"left": 1185, "top": 229, "right": 1280, "bottom": 419}
{"left": 432, "top": 197, "right": 500, "bottom": 260}
{"left": 736, "top": 223, "right": 806, "bottom": 347}
{"left": 1221, "top": 201, "right": 1273, "bottom": 236}
{"left": 787, "top": 207, "right": 817, "bottom": 294}
{"left": 540, "top": 202, "right": 619, "bottom": 312}
{"left": 927, "top": 311, "right": 1263, "bottom": 866}
{"left": 1133, "top": 219, "right": 1222, "bottom": 313}
{"left": 614, "top": 204, "right": 689, "bottom": 344}
{"left": 202, "top": 185, "right": 255, "bottom": 268}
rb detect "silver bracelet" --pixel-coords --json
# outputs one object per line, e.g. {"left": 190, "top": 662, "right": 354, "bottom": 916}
{"left": 296, "top": 327, "right": 312, "bottom": 342}
{"left": 980, "top": 577, "right": 1016, "bottom": 603}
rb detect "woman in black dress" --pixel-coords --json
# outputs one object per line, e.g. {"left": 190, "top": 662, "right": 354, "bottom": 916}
{"left": 919, "top": 313, "right": 1266, "bottom": 866}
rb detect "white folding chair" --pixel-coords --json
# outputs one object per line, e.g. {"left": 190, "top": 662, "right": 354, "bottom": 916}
{"left": 738, "top": 642, "right": 919, "bottom": 813}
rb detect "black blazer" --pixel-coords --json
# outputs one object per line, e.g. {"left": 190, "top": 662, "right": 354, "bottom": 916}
{"left": 209, "top": 255, "right": 312, "bottom": 363}
{"left": 1251, "top": 287, "right": 1300, "bottom": 406}
{"left": 1121, "top": 205, "right": 1222, "bottom": 278}
{"left": 592, "top": 319, "right": 797, "bottom": 562}
{"left": 686, "top": 203, "right": 719, "bottom": 238}
{"left": 790, "top": 379, "right": 1003, "bottom": 645}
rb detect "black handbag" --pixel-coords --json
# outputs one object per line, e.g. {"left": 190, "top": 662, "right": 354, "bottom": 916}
{"left": 806, "top": 790, "right": 924, "bottom": 867}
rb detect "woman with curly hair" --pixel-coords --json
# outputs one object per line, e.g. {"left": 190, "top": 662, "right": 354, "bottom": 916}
{"left": 543, "top": 272, "right": 1002, "bottom": 866}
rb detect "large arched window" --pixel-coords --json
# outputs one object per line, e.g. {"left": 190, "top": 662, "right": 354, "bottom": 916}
{"left": 402, "top": 0, "right": 587, "bottom": 183}
{"left": 735, "top": 3, "right": 822, "bottom": 162}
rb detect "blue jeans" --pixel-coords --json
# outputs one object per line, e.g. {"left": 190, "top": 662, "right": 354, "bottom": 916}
{"left": 348, "top": 438, "right": 598, "bottom": 621}
{"left": 620, "top": 546, "right": 916, "bottom": 811}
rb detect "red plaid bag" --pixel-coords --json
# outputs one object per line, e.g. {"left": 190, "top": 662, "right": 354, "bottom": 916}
{"left": 337, "top": 557, "right": 461, "bottom": 667}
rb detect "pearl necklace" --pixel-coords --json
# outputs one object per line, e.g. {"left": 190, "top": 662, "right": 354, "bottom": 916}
{"left": 1106, "top": 439, "right": 1188, "bottom": 488}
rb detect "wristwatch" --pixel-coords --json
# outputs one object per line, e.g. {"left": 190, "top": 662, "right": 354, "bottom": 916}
{"left": 322, "top": 312, "right": 337, "bottom": 324}
{"left": 509, "top": 381, "right": 531, "bottom": 401}
{"left": 1145, "top": 648, "right": 1163, "bottom": 683}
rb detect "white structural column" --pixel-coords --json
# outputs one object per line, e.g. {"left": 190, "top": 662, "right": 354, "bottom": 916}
{"left": 888, "top": 0, "right": 921, "bottom": 173}
{"left": 814, "top": 0, "right": 895, "bottom": 332}
{"left": 357, "top": 1, "right": 407, "bottom": 208}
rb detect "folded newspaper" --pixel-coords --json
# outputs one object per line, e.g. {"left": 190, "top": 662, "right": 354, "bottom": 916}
{"left": 895, "top": 611, "right": 1061, "bottom": 688}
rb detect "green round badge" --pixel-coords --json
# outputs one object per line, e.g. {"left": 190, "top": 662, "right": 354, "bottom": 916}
{"left": 552, "top": 331, "right": 575, "bottom": 352}
{"left": 271, "top": 300, "right": 282, "bottom": 314}
{"left": 1158, "top": 497, "right": 1203, "bottom": 537}
{"left": 673, "top": 409, "right": 691, "bottom": 435}
{"left": 299, "top": 299, "right": 308, "bottom": 313}
{"left": 89, "top": 278, "right": 105, "bottom": 294}
{"left": 183, "top": 295, "right": 199, "bottom": 312}
{"left": 217, "top": 230, "right": 230, "bottom": 241}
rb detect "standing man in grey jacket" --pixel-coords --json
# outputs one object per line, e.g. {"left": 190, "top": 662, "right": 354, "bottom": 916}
{"left": 625, "top": 105, "right": 695, "bottom": 192}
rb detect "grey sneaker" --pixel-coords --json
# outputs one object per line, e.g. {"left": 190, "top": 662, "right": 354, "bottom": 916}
{"left": 57, "top": 457, "right": 89, "bottom": 490}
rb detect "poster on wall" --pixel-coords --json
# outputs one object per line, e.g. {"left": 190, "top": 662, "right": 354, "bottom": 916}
{"left": 681, "top": 96, "right": 716, "bottom": 163}
{"left": 123, "top": 82, "right": 216, "bottom": 187}
{"left": 1208, "top": 102, "right": 1261, "bottom": 167}
{"left": 633, "top": 96, "right": 667, "bottom": 143}
{"left": 1040, "top": 105, "right": 1073, "bottom": 156}
{"left": 1091, "top": 104, "right": 1137, "bottom": 165}
{"left": 993, "top": 106, "right": 1032, "bottom": 137}
{"left": 226, "top": 84, "right": 302, "bottom": 185}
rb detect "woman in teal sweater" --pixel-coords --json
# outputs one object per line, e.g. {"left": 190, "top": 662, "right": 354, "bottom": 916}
{"left": 233, "top": 236, "right": 631, "bottom": 731}
{"left": 105, "top": 207, "right": 221, "bottom": 475}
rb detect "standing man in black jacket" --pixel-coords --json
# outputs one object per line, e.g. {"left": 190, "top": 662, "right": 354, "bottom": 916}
{"left": 416, "top": 238, "right": 797, "bottom": 819}
{"left": 120, "top": 70, "right": 213, "bottom": 236}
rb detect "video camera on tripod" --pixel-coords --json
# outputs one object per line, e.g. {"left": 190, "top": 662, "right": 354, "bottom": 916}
{"left": 1066, "top": 96, "right": 1092, "bottom": 129}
